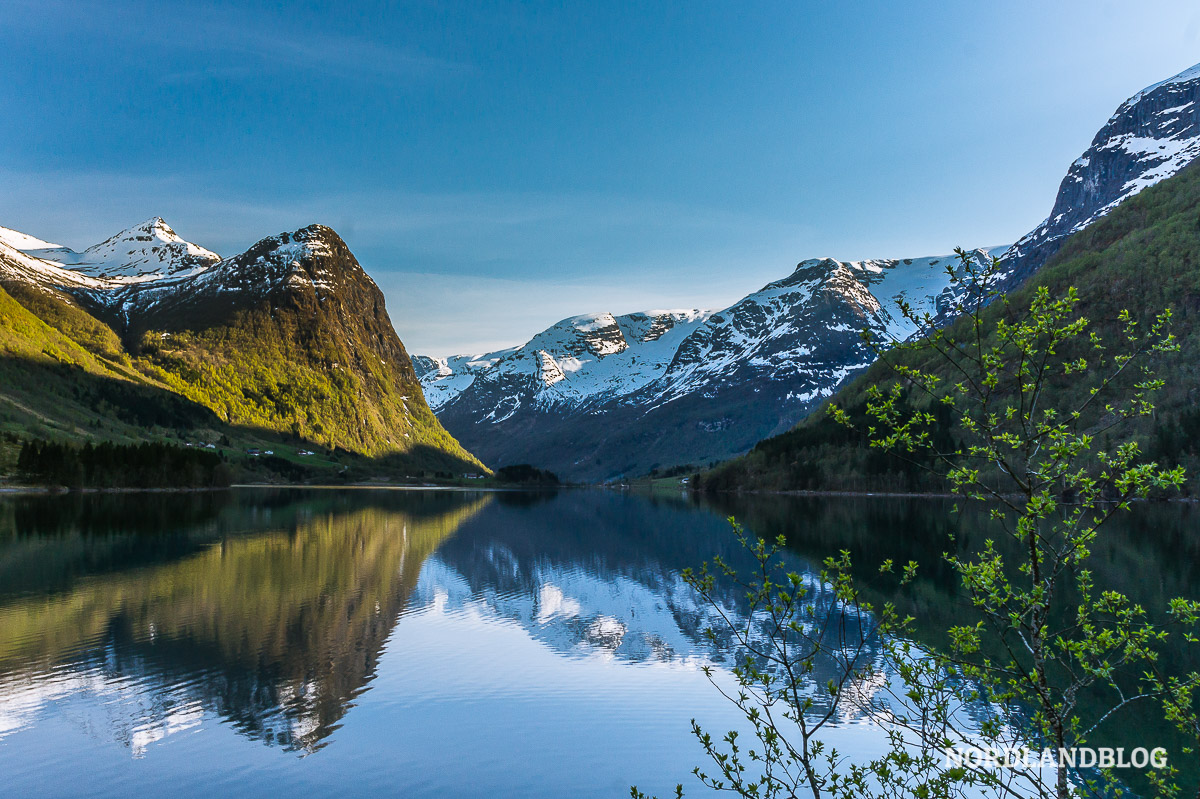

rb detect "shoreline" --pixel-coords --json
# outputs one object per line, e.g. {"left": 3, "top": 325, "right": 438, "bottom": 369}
{"left": 231, "top": 482, "right": 568, "bottom": 493}
{"left": 0, "top": 485, "right": 232, "bottom": 495}
{"left": 693, "top": 487, "right": 1200, "bottom": 503}
{"left": 0, "top": 481, "right": 573, "bottom": 495}
{"left": 3, "top": 482, "right": 1193, "bottom": 503}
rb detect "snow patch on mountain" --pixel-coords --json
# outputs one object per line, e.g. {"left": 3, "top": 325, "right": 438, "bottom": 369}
{"left": 35, "top": 217, "right": 221, "bottom": 283}
{"left": 0, "top": 225, "right": 64, "bottom": 254}
{"left": 414, "top": 352, "right": 512, "bottom": 410}
{"left": 419, "top": 309, "right": 715, "bottom": 413}
{"left": 0, "top": 239, "right": 111, "bottom": 293}
{"left": 999, "top": 61, "right": 1200, "bottom": 284}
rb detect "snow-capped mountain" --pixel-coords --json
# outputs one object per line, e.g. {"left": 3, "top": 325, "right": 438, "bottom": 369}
{"left": 420, "top": 61, "right": 1200, "bottom": 482}
{"left": 30, "top": 217, "right": 220, "bottom": 283}
{"left": 0, "top": 217, "right": 222, "bottom": 311}
{"left": 415, "top": 309, "right": 714, "bottom": 419}
{"left": 0, "top": 218, "right": 481, "bottom": 468}
{"left": 0, "top": 219, "right": 378, "bottom": 333}
{"left": 419, "top": 249, "right": 1002, "bottom": 481}
{"left": 998, "top": 61, "right": 1200, "bottom": 286}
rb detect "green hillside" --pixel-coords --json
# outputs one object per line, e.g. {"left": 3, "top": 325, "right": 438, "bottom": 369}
{"left": 699, "top": 159, "right": 1200, "bottom": 494}
{"left": 0, "top": 233, "right": 485, "bottom": 484}
{"left": 0, "top": 284, "right": 212, "bottom": 441}
{"left": 133, "top": 299, "right": 468, "bottom": 462}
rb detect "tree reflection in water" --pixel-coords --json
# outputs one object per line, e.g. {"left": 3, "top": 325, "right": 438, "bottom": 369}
{"left": 0, "top": 490, "right": 490, "bottom": 753}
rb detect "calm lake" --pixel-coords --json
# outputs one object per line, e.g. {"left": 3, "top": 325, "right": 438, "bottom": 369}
{"left": 0, "top": 488, "right": 1196, "bottom": 798}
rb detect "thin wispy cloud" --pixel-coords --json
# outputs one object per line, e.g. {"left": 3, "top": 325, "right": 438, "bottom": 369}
{"left": 3, "top": 0, "right": 469, "bottom": 83}
{"left": 178, "top": 13, "right": 471, "bottom": 82}
{"left": 0, "top": 167, "right": 806, "bottom": 353}
{"left": 6, "top": 1, "right": 1200, "bottom": 355}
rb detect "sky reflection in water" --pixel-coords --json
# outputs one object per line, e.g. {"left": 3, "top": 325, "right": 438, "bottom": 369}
{"left": 1, "top": 488, "right": 1194, "bottom": 797}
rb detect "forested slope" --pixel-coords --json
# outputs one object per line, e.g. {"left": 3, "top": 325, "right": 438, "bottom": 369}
{"left": 699, "top": 160, "right": 1200, "bottom": 494}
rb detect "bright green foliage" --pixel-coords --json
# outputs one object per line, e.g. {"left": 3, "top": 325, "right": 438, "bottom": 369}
{"left": 0, "top": 284, "right": 190, "bottom": 447}
{"left": 132, "top": 303, "right": 471, "bottom": 462}
{"left": 643, "top": 237, "right": 1200, "bottom": 798}
{"left": 0, "top": 274, "right": 484, "bottom": 480}
{"left": 0, "top": 285, "right": 126, "bottom": 375}
{"left": 838, "top": 252, "right": 1191, "bottom": 798}
{"left": 700, "top": 159, "right": 1200, "bottom": 494}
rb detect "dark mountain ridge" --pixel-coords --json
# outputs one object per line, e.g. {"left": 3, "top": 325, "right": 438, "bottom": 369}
{"left": 699, "top": 157, "right": 1200, "bottom": 494}
{"left": 420, "top": 62, "right": 1200, "bottom": 483}
{"left": 997, "top": 63, "right": 1200, "bottom": 288}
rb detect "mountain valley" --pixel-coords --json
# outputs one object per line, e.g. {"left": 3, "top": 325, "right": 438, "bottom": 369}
{"left": 418, "top": 61, "right": 1200, "bottom": 482}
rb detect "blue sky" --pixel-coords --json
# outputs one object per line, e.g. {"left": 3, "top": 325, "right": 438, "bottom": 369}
{"left": 3, "top": 1, "right": 1200, "bottom": 356}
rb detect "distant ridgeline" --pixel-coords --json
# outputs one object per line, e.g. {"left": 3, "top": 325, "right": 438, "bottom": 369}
{"left": 417, "top": 61, "right": 1200, "bottom": 484}
{"left": 698, "top": 159, "right": 1200, "bottom": 494}
{"left": 494, "top": 464, "right": 560, "bottom": 485}
{"left": 0, "top": 219, "right": 485, "bottom": 483}
{"left": 18, "top": 440, "right": 231, "bottom": 488}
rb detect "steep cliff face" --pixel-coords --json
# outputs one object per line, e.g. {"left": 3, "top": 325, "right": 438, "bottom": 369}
{"left": 0, "top": 220, "right": 482, "bottom": 471}
{"left": 418, "top": 62, "right": 1200, "bottom": 482}
{"left": 999, "top": 63, "right": 1200, "bottom": 286}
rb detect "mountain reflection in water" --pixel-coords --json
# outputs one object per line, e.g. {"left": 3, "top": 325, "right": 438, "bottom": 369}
{"left": 0, "top": 489, "right": 1193, "bottom": 798}
{"left": 0, "top": 491, "right": 489, "bottom": 754}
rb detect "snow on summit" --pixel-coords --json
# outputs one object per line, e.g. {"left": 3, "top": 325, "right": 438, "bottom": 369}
{"left": 998, "top": 60, "right": 1200, "bottom": 286}
{"left": 0, "top": 225, "right": 64, "bottom": 253}
{"left": 418, "top": 309, "right": 715, "bottom": 414}
{"left": 38, "top": 217, "right": 222, "bottom": 282}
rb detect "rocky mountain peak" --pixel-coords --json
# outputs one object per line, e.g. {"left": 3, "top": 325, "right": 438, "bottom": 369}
{"left": 35, "top": 216, "right": 224, "bottom": 282}
{"left": 131, "top": 216, "right": 171, "bottom": 235}
{"left": 526, "top": 312, "right": 630, "bottom": 359}
{"left": 616, "top": 310, "right": 709, "bottom": 344}
{"left": 141, "top": 224, "right": 377, "bottom": 324}
{"left": 1000, "top": 61, "right": 1200, "bottom": 285}
{"left": 230, "top": 225, "right": 345, "bottom": 269}
{"left": 761, "top": 258, "right": 840, "bottom": 293}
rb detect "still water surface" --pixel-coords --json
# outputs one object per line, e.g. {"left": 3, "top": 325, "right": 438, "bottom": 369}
{"left": 0, "top": 488, "right": 1196, "bottom": 798}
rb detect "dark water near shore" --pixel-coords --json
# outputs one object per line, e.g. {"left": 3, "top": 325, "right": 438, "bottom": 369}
{"left": 0, "top": 488, "right": 1195, "bottom": 798}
